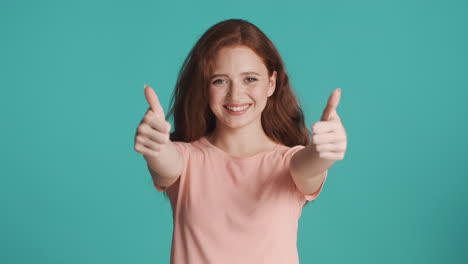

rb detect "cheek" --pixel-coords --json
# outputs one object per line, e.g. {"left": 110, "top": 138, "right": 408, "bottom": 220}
{"left": 208, "top": 87, "right": 218, "bottom": 100}
{"left": 251, "top": 85, "right": 270, "bottom": 100}
{"left": 208, "top": 87, "right": 225, "bottom": 106}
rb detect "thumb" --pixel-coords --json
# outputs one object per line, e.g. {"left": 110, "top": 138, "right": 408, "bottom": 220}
{"left": 144, "top": 84, "right": 165, "bottom": 118}
{"left": 321, "top": 88, "right": 341, "bottom": 121}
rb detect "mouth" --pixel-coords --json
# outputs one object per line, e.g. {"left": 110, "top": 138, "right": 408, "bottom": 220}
{"left": 223, "top": 103, "right": 252, "bottom": 113}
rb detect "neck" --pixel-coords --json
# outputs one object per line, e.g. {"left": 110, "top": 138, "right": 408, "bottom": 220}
{"left": 206, "top": 122, "right": 277, "bottom": 156}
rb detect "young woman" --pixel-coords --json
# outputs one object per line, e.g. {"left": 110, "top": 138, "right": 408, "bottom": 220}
{"left": 134, "top": 18, "right": 347, "bottom": 264}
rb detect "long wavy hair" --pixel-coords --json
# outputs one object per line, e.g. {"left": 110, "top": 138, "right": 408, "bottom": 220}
{"left": 163, "top": 18, "right": 315, "bottom": 206}
{"left": 166, "top": 18, "right": 311, "bottom": 147}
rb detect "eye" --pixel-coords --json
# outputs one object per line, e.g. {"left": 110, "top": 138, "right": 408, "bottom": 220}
{"left": 212, "top": 79, "right": 227, "bottom": 85}
{"left": 246, "top": 77, "right": 258, "bottom": 83}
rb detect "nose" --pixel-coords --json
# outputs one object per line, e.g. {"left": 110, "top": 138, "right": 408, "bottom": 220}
{"left": 227, "top": 81, "right": 244, "bottom": 100}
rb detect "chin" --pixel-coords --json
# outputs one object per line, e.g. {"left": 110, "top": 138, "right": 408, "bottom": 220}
{"left": 220, "top": 117, "right": 262, "bottom": 130}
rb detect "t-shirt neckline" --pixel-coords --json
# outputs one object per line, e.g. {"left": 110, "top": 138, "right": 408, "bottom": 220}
{"left": 199, "top": 136, "right": 280, "bottom": 161}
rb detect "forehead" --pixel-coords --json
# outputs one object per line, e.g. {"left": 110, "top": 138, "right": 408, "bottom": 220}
{"left": 210, "top": 46, "right": 267, "bottom": 75}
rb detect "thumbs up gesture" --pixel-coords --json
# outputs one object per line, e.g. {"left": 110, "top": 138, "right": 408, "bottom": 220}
{"left": 134, "top": 85, "right": 172, "bottom": 158}
{"left": 311, "top": 88, "right": 347, "bottom": 161}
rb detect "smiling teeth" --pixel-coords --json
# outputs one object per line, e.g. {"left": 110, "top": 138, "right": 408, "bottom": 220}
{"left": 226, "top": 105, "right": 250, "bottom": 111}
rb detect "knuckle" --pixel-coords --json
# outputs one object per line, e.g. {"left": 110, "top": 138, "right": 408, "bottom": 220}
{"left": 137, "top": 124, "right": 146, "bottom": 134}
{"left": 134, "top": 144, "right": 142, "bottom": 153}
{"left": 135, "top": 135, "right": 144, "bottom": 143}
{"left": 143, "top": 113, "right": 152, "bottom": 123}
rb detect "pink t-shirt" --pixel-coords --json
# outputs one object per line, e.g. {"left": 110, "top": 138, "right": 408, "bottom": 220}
{"left": 154, "top": 136, "right": 328, "bottom": 264}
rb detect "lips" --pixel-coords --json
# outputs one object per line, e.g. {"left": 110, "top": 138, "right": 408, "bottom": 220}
{"left": 223, "top": 104, "right": 252, "bottom": 111}
{"left": 224, "top": 103, "right": 251, "bottom": 108}
{"left": 223, "top": 103, "right": 252, "bottom": 113}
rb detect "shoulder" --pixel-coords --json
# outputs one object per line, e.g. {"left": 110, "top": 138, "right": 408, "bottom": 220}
{"left": 171, "top": 137, "right": 207, "bottom": 156}
{"left": 276, "top": 144, "right": 306, "bottom": 162}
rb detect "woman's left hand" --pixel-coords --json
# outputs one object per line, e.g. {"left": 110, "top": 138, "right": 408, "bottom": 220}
{"left": 311, "top": 88, "right": 348, "bottom": 161}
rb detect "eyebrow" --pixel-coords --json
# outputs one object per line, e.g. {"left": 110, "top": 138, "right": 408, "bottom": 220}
{"left": 210, "top": 71, "right": 260, "bottom": 78}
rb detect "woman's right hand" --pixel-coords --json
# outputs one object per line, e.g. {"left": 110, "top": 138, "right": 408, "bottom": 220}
{"left": 134, "top": 85, "right": 172, "bottom": 159}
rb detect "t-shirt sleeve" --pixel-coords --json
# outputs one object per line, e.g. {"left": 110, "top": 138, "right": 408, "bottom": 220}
{"left": 302, "top": 170, "right": 328, "bottom": 201}
{"left": 153, "top": 141, "right": 189, "bottom": 192}
{"left": 285, "top": 145, "right": 329, "bottom": 203}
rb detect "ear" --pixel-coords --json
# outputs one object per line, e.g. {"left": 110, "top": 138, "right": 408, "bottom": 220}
{"left": 268, "top": 70, "right": 277, "bottom": 97}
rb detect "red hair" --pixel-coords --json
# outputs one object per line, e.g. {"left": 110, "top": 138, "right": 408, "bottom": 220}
{"left": 166, "top": 18, "right": 311, "bottom": 146}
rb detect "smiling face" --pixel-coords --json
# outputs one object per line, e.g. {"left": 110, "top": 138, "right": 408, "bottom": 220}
{"left": 208, "top": 46, "right": 277, "bottom": 131}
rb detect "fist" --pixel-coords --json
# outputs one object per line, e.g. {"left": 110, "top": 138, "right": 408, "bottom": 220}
{"left": 311, "top": 88, "right": 347, "bottom": 161}
{"left": 134, "top": 84, "right": 172, "bottom": 158}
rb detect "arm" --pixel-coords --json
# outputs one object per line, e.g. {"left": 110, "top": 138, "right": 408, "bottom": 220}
{"left": 289, "top": 142, "right": 333, "bottom": 195}
{"left": 290, "top": 88, "right": 347, "bottom": 194}
{"left": 141, "top": 85, "right": 184, "bottom": 188}
{"left": 144, "top": 141, "right": 184, "bottom": 188}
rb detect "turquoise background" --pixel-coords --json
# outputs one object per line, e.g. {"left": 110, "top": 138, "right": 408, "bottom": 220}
{"left": 1, "top": 0, "right": 467, "bottom": 263}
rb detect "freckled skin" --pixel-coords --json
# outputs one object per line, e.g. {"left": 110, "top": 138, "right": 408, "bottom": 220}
{"left": 208, "top": 46, "right": 276, "bottom": 131}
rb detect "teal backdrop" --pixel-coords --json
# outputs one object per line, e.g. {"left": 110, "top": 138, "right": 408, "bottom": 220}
{"left": 1, "top": 0, "right": 467, "bottom": 263}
